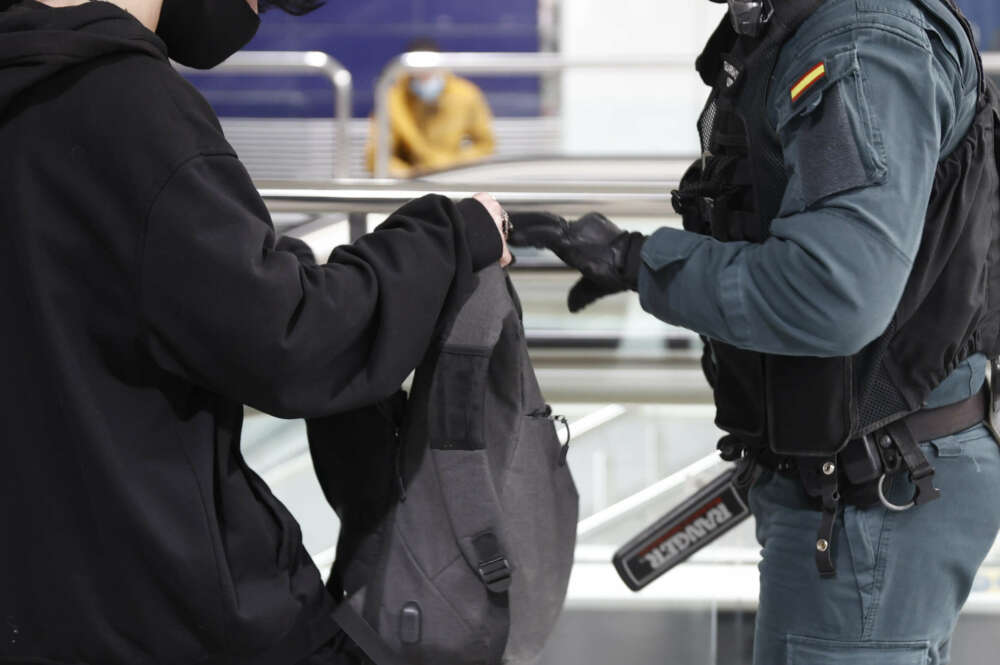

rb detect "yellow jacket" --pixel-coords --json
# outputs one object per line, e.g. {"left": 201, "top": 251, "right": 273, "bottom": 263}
{"left": 366, "top": 74, "right": 495, "bottom": 177}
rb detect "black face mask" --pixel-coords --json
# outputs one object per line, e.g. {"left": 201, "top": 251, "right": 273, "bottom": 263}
{"left": 156, "top": 0, "right": 261, "bottom": 69}
{"left": 708, "top": 0, "right": 772, "bottom": 38}
{"left": 726, "top": 0, "right": 772, "bottom": 37}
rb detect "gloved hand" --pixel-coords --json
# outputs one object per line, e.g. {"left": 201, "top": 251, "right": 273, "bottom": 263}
{"left": 509, "top": 212, "right": 646, "bottom": 312}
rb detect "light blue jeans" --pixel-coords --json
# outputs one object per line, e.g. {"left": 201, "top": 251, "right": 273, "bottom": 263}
{"left": 750, "top": 424, "right": 1000, "bottom": 664}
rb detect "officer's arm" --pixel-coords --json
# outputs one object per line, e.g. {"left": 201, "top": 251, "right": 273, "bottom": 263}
{"left": 638, "top": 24, "right": 974, "bottom": 357}
{"left": 139, "top": 154, "right": 500, "bottom": 418}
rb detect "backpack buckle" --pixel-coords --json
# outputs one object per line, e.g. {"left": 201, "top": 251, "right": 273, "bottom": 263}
{"left": 477, "top": 555, "right": 512, "bottom": 593}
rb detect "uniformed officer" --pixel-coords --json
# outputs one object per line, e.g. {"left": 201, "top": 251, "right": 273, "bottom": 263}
{"left": 512, "top": 0, "right": 1000, "bottom": 662}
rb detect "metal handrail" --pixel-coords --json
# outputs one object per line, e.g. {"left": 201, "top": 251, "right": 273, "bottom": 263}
{"left": 984, "top": 52, "right": 1000, "bottom": 74}
{"left": 373, "top": 49, "right": 1000, "bottom": 177}
{"left": 257, "top": 179, "right": 676, "bottom": 216}
{"left": 178, "top": 51, "right": 354, "bottom": 178}
{"left": 577, "top": 452, "right": 724, "bottom": 538}
{"left": 373, "top": 52, "right": 693, "bottom": 177}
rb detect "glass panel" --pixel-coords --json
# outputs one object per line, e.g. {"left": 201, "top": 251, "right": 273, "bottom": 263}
{"left": 537, "top": 606, "right": 721, "bottom": 665}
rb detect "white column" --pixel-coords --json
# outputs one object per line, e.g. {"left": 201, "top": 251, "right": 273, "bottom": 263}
{"left": 559, "top": 0, "right": 727, "bottom": 155}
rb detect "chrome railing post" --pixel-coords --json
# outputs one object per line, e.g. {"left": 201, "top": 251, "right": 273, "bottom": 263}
{"left": 177, "top": 51, "right": 354, "bottom": 178}
{"left": 372, "top": 52, "right": 693, "bottom": 178}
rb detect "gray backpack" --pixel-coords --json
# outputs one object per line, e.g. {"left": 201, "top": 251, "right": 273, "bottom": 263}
{"left": 308, "top": 264, "right": 579, "bottom": 665}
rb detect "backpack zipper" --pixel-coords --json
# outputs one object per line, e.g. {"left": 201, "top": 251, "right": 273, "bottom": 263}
{"left": 529, "top": 405, "right": 572, "bottom": 466}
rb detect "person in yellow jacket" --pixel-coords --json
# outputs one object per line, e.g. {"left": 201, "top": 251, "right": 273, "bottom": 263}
{"left": 367, "top": 39, "right": 496, "bottom": 177}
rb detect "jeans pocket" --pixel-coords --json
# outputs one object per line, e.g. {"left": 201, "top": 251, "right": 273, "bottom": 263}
{"left": 927, "top": 423, "right": 997, "bottom": 457}
{"left": 786, "top": 634, "right": 929, "bottom": 665}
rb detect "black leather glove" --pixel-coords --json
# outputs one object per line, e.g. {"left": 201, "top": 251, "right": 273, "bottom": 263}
{"left": 509, "top": 212, "right": 646, "bottom": 312}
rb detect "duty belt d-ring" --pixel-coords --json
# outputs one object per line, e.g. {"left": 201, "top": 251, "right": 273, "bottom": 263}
{"left": 876, "top": 473, "right": 915, "bottom": 512}
{"left": 875, "top": 420, "right": 942, "bottom": 512}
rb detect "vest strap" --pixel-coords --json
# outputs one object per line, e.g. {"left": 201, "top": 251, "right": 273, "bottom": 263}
{"left": 814, "top": 489, "right": 839, "bottom": 578}
{"left": 798, "top": 458, "right": 840, "bottom": 577}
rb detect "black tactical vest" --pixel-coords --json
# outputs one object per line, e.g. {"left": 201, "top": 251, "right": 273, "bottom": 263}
{"left": 672, "top": 0, "right": 1000, "bottom": 460}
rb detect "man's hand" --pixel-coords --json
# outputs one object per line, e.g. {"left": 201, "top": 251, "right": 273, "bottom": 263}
{"left": 509, "top": 212, "right": 646, "bottom": 312}
{"left": 473, "top": 192, "right": 513, "bottom": 268}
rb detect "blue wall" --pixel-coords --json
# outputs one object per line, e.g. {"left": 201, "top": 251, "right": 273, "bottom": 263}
{"left": 960, "top": 0, "right": 1000, "bottom": 49}
{"left": 186, "top": 0, "right": 541, "bottom": 119}
{"left": 189, "top": 1, "right": 997, "bottom": 120}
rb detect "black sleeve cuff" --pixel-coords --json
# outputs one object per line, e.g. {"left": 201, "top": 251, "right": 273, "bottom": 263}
{"left": 457, "top": 198, "right": 503, "bottom": 272}
{"left": 623, "top": 232, "right": 647, "bottom": 291}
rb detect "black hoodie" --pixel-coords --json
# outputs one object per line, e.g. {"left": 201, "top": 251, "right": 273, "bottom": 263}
{"left": 0, "top": 2, "right": 500, "bottom": 664}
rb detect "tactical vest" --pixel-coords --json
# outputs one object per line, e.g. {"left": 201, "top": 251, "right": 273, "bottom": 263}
{"left": 672, "top": 0, "right": 1000, "bottom": 460}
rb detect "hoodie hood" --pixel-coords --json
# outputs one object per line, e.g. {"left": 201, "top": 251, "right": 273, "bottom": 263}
{"left": 0, "top": 0, "right": 166, "bottom": 115}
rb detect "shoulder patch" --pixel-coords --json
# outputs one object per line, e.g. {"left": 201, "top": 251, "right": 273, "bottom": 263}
{"left": 790, "top": 62, "right": 827, "bottom": 102}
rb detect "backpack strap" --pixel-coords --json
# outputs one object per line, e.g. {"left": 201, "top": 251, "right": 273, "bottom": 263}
{"left": 430, "top": 448, "right": 514, "bottom": 587}
{"left": 429, "top": 264, "right": 515, "bottom": 662}
{"left": 432, "top": 264, "right": 515, "bottom": 590}
{"left": 429, "top": 448, "right": 512, "bottom": 663}
{"left": 332, "top": 602, "right": 411, "bottom": 665}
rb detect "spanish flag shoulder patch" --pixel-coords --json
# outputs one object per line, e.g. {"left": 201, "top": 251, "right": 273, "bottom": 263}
{"left": 791, "top": 62, "right": 827, "bottom": 103}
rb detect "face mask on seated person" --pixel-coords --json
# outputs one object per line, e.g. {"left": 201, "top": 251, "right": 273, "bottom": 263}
{"left": 156, "top": 0, "right": 261, "bottom": 69}
{"left": 409, "top": 74, "right": 446, "bottom": 104}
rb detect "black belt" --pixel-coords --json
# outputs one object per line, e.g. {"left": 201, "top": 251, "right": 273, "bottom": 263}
{"left": 798, "top": 388, "right": 989, "bottom": 577}
{"left": 900, "top": 388, "right": 987, "bottom": 442}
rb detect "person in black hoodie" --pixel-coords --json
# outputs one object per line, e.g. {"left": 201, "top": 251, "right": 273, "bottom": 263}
{"left": 0, "top": 0, "right": 510, "bottom": 662}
